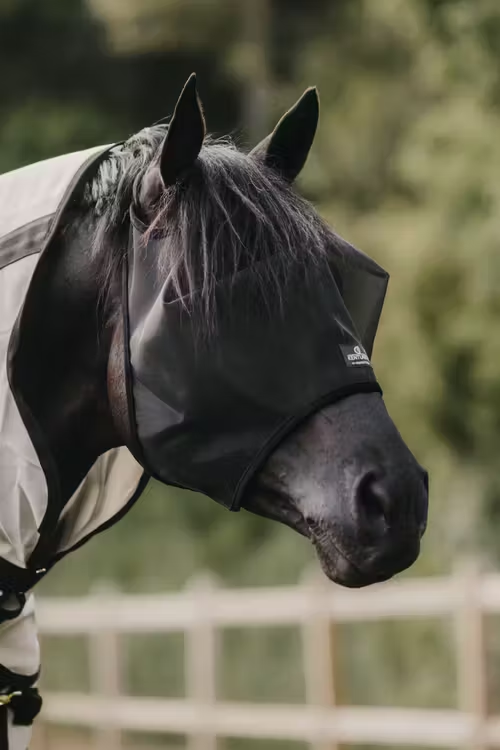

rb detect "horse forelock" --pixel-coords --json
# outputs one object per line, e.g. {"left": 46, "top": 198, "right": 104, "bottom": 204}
{"left": 86, "top": 125, "right": 342, "bottom": 321}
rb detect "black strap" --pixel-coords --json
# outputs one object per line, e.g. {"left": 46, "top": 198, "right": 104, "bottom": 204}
{"left": 0, "top": 689, "right": 42, "bottom": 750}
{"left": 9, "top": 688, "right": 42, "bottom": 727}
{"left": 0, "top": 666, "right": 42, "bottom": 750}
{"left": 0, "top": 593, "right": 26, "bottom": 625}
{"left": 0, "top": 705, "right": 6, "bottom": 750}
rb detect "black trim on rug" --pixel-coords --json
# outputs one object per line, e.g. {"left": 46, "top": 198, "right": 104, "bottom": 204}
{"left": 6, "top": 145, "right": 118, "bottom": 579}
{"left": 0, "top": 215, "right": 52, "bottom": 272}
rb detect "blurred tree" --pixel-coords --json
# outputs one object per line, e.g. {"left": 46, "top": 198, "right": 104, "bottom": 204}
{"left": 277, "top": 0, "right": 500, "bottom": 570}
{"left": 0, "top": 0, "right": 240, "bottom": 170}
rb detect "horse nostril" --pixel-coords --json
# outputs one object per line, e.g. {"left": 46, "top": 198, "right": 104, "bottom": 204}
{"left": 354, "top": 470, "right": 390, "bottom": 528}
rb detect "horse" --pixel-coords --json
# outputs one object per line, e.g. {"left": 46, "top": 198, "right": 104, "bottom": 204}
{"left": 0, "top": 74, "right": 428, "bottom": 748}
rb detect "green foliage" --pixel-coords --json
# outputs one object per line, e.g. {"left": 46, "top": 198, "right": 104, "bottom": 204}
{"left": 286, "top": 0, "right": 500, "bottom": 570}
{"left": 0, "top": 99, "right": 117, "bottom": 172}
{"left": 220, "top": 627, "right": 305, "bottom": 703}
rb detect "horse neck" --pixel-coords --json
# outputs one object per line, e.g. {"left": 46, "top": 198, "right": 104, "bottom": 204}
{"left": 33, "top": 219, "right": 123, "bottom": 502}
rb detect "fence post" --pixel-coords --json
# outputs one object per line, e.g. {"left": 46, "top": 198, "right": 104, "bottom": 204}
{"left": 301, "top": 567, "right": 338, "bottom": 750}
{"left": 89, "top": 582, "right": 122, "bottom": 750}
{"left": 455, "top": 559, "right": 487, "bottom": 750}
{"left": 186, "top": 572, "right": 218, "bottom": 750}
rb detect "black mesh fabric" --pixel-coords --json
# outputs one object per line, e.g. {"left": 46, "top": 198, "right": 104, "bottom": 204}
{"left": 125, "top": 220, "right": 389, "bottom": 510}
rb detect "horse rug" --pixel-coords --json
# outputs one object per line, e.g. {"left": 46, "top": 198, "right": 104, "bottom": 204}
{"left": 0, "top": 145, "right": 145, "bottom": 749}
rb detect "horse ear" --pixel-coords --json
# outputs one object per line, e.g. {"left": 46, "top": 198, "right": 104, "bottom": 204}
{"left": 250, "top": 87, "right": 319, "bottom": 182}
{"left": 160, "top": 73, "right": 206, "bottom": 187}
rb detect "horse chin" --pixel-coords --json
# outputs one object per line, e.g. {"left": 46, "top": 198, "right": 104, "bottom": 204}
{"left": 245, "top": 487, "right": 392, "bottom": 588}
{"left": 312, "top": 541, "right": 394, "bottom": 588}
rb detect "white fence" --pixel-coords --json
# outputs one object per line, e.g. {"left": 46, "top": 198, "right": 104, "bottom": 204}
{"left": 34, "top": 564, "right": 500, "bottom": 749}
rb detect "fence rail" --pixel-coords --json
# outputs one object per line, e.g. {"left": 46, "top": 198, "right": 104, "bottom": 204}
{"left": 36, "top": 564, "right": 500, "bottom": 749}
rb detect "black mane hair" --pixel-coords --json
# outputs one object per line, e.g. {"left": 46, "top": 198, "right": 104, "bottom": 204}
{"left": 86, "top": 125, "right": 341, "bottom": 315}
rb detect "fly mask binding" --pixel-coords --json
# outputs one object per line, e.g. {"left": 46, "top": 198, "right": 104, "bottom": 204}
{"left": 124, "top": 74, "right": 389, "bottom": 510}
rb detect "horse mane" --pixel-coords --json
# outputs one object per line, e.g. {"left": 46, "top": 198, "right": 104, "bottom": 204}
{"left": 86, "top": 124, "right": 340, "bottom": 318}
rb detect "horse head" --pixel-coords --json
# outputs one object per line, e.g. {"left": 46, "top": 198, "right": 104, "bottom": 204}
{"left": 99, "top": 75, "right": 428, "bottom": 588}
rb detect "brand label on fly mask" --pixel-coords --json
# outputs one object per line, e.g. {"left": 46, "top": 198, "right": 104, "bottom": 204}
{"left": 340, "top": 344, "right": 371, "bottom": 367}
